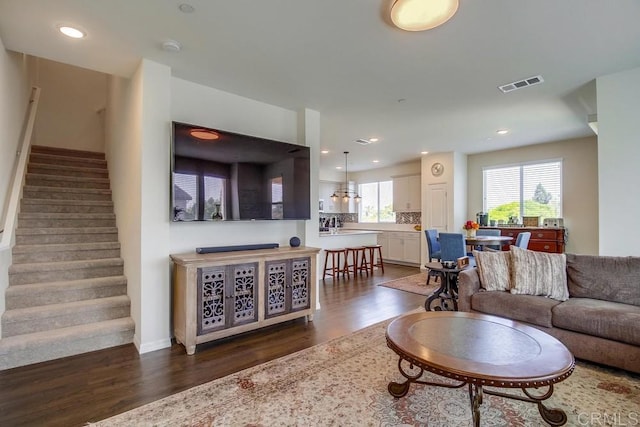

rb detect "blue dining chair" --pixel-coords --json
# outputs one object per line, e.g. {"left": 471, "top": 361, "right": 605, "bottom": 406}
{"left": 515, "top": 232, "right": 531, "bottom": 249}
{"left": 439, "top": 232, "right": 475, "bottom": 267}
{"left": 425, "top": 229, "right": 441, "bottom": 261}
{"left": 424, "top": 229, "right": 441, "bottom": 284}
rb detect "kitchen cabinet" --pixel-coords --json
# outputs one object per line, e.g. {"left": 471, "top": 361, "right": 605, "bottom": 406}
{"left": 382, "top": 231, "right": 421, "bottom": 265}
{"left": 377, "top": 232, "right": 389, "bottom": 259}
{"left": 393, "top": 175, "right": 421, "bottom": 212}
{"left": 484, "top": 227, "right": 566, "bottom": 253}
{"left": 170, "top": 246, "right": 320, "bottom": 355}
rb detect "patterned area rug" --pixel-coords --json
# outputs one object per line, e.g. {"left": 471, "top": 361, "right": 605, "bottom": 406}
{"left": 93, "top": 314, "right": 640, "bottom": 427}
{"left": 377, "top": 272, "right": 439, "bottom": 296}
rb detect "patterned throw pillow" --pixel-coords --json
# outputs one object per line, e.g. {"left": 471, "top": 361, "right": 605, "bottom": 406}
{"left": 473, "top": 250, "right": 512, "bottom": 291}
{"left": 510, "top": 246, "right": 569, "bottom": 301}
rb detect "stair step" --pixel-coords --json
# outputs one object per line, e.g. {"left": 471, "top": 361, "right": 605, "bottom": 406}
{"left": 30, "top": 145, "right": 105, "bottom": 160}
{"left": 29, "top": 152, "right": 107, "bottom": 169}
{"left": 0, "top": 317, "right": 134, "bottom": 370}
{"left": 15, "top": 227, "right": 118, "bottom": 244}
{"left": 21, "top": 198, "right": 114, "bottom": 213}
{"left": 25, "top": 173, "right": 110, "bottom": 189}
{"left": 9, "top": 258, "right": 124, "bottom": 285}
{"left": 5, "top": 276, "right": 128, "bottom": 309}
{"left": 23, "top": 185, "right": 112, "bottom": 201}
{"left": 28, "top": 163, "right": 109, "bottom": 179}
{"left": 12, "top": 241, "right": 121, "bottom": 263}
{"left": 18, "top": 212, "right": 116, "bottom": 228}
{"left": 2, "top": 295, "right": 131, "bottom": 337}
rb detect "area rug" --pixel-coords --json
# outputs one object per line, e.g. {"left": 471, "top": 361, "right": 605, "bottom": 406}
{"left": 377, "top": 272, "right": 439, "bottom": 296}
{"left": 92, "top": 315, "right": 640, "bottom": 427}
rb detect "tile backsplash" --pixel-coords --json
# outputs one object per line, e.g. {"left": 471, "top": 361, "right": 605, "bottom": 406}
{"left": 320, "top": 212, "right": 421, "bottom": 226}
{"left": 395, "top": 212, "right": 421, "bottom": 224}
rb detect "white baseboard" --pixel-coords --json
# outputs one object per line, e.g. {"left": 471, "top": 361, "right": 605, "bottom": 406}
{"left": 133, "top": 334, "right": 172, "bottom": 354}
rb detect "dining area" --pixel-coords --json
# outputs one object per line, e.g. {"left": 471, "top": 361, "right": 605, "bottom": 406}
{"left": 422, "top": 225, "right": 531, "bottom": 311}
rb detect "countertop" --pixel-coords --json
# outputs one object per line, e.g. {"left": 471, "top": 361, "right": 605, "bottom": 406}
{"left": 319, "top": 230, "right": 381, "bottom": 237}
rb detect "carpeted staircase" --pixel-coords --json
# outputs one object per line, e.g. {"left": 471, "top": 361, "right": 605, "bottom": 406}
{"left": 0, "top": 145, "right": 134, "bottom": 370}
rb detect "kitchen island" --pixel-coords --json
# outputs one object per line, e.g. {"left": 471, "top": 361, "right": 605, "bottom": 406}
{"left": 318, "top": 230, "right": 380, "bottom": 278}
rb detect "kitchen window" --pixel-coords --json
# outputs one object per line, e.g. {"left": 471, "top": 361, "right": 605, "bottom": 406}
{"left": 358, "top": 181, "right": 395, "bottom": 223}
{"left": 483, "top": 160, "right": 562, "bottom": 223}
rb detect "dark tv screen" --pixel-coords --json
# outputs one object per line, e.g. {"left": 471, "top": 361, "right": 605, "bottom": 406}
{"left": 171, "top": 121, "right": 311, "bottom": 222}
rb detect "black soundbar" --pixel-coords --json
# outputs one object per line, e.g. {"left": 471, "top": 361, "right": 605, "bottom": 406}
{"left": 196, "top": 243, "right": 279, "bottom": 254}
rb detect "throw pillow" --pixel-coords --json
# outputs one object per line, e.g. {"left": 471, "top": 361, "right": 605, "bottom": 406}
{"left": 473, "top": 250, "right": 512, "bottom": 291}
{"left": 510, "top": 246, "right": 569, "bottom": 301}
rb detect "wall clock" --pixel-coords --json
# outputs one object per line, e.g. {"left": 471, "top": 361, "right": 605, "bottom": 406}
{"left": 431, "top": 162, "right": 444, "bottom": 176}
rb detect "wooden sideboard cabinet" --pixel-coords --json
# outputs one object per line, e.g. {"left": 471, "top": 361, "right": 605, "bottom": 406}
{"left": 170, "top": 246, "right": 320, "bottom": 355}
{"left": 483, "top": 227, "right": 567, "bottom": 253}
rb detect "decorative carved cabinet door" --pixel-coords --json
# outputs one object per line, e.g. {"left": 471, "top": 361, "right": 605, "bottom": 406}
{"left": 265, "top": 257, "right": 311, "bottom": 319}
{"left": 197, "top": 262, "right": 258, "bottom": 335}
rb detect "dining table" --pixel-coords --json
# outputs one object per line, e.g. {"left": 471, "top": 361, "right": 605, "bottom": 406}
{"left": 465, "top": 235, "right": 513, "bottom": 250}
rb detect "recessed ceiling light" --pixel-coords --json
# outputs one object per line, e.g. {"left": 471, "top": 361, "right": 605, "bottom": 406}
{"left": 369, "top": 138, "right": 379, "bottom": 143}
{"left": 58, "top": 26, "right": 85, "bottom": 39}
{"left": 336, "top": 166, "right": 343, "bottom": 170}
{"left": 321, "top": 150, "right": 329, "bottom": 154}
{"left": 421, "top": 151, "right": 429, "bottom": 155}
{"left": 190, "top": 129, "right": 219, "bottom": 140}
{"left": 162, "top": 40, "right": 182, "bottom": 52}
{"left": 178, "top": 3, "right": 195, "bottom": 13}
{"left": 373, "top": 160, "right": 380, "bottom": 163}
{"left": 496, "top": 129, "right": 509, "bottom": 135}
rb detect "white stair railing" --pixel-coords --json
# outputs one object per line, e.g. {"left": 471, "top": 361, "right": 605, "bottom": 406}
{"left": 0, "top": 86, "right": 41, "bottom": 250}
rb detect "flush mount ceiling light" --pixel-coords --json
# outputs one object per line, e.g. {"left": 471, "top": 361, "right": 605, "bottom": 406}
{"left": 390, "top": 0, "right": 459, "bottom": 31}
{"left": 190, "top": 129, "right": 219, "bottom": 140}
{"left": 58, "top": 26, "right": 85, "bottom": 39}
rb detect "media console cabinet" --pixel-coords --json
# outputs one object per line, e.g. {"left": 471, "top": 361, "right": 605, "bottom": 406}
{"left": 170, "top": 246, "right": 320, "bottom": 355}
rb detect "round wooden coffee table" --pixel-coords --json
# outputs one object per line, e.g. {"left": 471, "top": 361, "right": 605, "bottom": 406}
{"left": 386, "top": 311, "right": 575, "bottom": 426}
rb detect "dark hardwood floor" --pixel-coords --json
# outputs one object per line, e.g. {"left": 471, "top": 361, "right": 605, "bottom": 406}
{"left": 0, "top": 264, "right": 424, "bottom": 427}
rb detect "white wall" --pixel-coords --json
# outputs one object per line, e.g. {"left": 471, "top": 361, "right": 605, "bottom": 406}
{"left": 105, "top": 71, "right": 144, "bottom": 351}
{"left": 106, "top": 59, "right": 173, "bottom": 354}
{"left": 467, "top": 136, "right": 599, "bottom": 255}
{"left": 351, "top": 160, "right": 421, "bottom": 184}
{"left": 0, "top": 39, "right": 32, "bottom": 336}
{"left": 421, "top": 152, "right": 465, "bottom": 232}
{"left": 32, "top": 58, "right": 107, "bottom": 152}
{"left": 597, "top": 67, "right": 640, "bottom": 256}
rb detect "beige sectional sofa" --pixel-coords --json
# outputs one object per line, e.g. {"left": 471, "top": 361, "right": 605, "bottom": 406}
{"left": 458, "top": 252, "right": 640, "bottom": 374}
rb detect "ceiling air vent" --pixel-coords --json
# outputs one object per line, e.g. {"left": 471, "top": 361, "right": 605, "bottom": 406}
{"left": 355, "top": 139, "right": 372, "bottom": 145}
{"left": 498, "top": 75, "right": 544, "bottom": 93}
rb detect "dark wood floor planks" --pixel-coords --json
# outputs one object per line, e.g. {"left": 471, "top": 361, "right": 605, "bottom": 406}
{"left": 0, "top": 264, "right": 423, "bottom": 426}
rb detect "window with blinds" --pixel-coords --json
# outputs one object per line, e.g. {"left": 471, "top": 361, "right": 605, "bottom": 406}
{"left": 483, "top": 160, "right": 562, "bottom": 223}
{"left": 172, "top": 173, "right": 226, "bottom": 221}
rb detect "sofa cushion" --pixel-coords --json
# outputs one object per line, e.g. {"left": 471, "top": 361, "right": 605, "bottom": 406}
{"left": 510, "top": 246, "right": 569, "bottom": 301}
{"left": 471, "top": 291, "right": 561, "bottom": 328}
{"left": 473, "top": 249, "right": 511, "bottom": 291}
{"left": 552, "top": 298, "right": 640, "bottom": 346}
{"left": 566, "top": 254, "right": 640, "bottom": 307}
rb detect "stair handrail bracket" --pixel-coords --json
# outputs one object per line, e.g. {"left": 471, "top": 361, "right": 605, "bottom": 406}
{"left": 0, "top": 86, "right": 41, "bottom": 251}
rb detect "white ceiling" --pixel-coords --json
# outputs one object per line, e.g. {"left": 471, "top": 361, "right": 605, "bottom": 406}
{"left": 1, "top": 0, "right": 640, "bottom": 174}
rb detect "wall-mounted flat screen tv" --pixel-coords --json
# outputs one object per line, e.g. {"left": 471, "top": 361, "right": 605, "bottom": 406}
{"left": 171, "top": 121, "right": 311, "bottom": 222}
